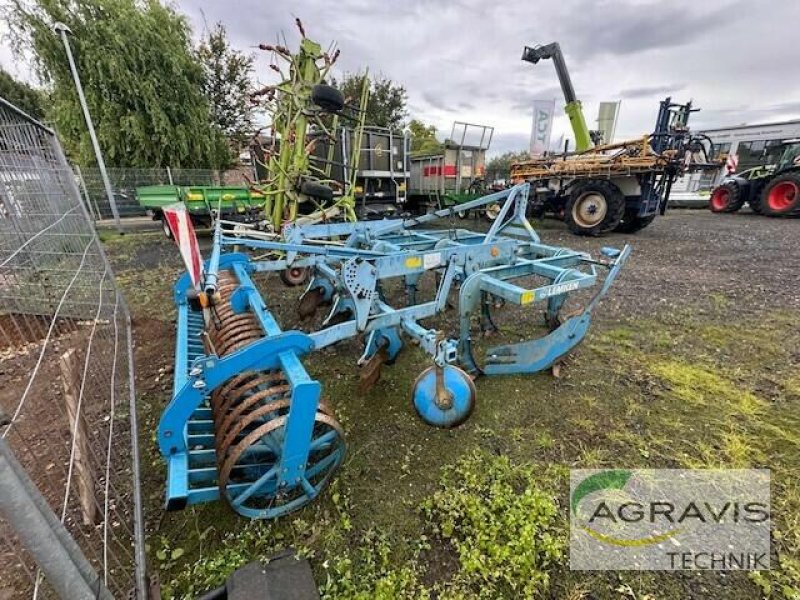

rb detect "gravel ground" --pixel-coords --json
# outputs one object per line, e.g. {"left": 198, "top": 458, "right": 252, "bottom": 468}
{"left": 102, "top": 208, "right": 800, "bottom": 599}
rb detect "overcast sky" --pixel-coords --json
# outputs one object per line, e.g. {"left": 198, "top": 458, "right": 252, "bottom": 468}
{"left": 4, "top": 0, "right": 800, "bottom": 156}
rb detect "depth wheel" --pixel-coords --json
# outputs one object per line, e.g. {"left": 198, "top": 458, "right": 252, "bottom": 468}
{"left": 280, "top": 266, "right": 310, "bottom": 287}
{"left": 412, "top": 365, "right": 476, "bottom": 428}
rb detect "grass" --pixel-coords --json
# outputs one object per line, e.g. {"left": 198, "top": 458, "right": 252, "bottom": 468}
{"left": 103, "top": 230, "right": 800, "bottom": 599}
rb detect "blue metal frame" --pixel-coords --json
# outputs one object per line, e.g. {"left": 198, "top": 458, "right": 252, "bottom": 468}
{"left": 159, "top": 183, "right": 631, "bottom": 517}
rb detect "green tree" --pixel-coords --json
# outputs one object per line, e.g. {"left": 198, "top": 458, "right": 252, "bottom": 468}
{"left": 333, "top": 72, "right": 407, "bottom": 129}
{"left": 408, "top": 118, "right": 443, "bottom": 156}
{"left": 196, "top": 22, "right": 255, "bottom": 160}
{"left": 8, "top": 0, "right": 228, "bottom": 168}
{"left": 0, "top": 68, "right": 46, "bottom": 120}
{"left": 486, "top": 150, "right": 531, "bottom": 181}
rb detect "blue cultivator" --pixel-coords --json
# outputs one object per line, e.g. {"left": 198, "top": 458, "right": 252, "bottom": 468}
{"left": 158, "top": 183, "right": 630, "bottom": 518}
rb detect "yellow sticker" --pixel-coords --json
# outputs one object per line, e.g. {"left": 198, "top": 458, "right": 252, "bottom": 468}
{"left": 520, "top": 290, "right": 535, "bottom": 304}
{"left": 405, "top": 256, "right": 423, "bottom": 268}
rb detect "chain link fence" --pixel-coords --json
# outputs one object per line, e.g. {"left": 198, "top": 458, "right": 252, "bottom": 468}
{"left": 76, "top": 166, "right": 225, "bottom": 220}
{"left": 0, "top": 98, "right": 145, "bottom": 598}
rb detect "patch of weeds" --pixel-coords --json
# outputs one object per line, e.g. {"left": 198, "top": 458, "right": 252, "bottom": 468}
{"left": 164, "top": 520, "right": 280, "bottom": 598}
{"left": 750, "top": 480, "right": 800, "bottom": 599}
{"left": 709, "top": 292, "right": 730, "bottom": 312}
{"left": 319, "top": 529, "right": 429, "bottom": 600}
{"left": 420, "top": 450, "right": 566, "bottom": 598}
{"left": 651, "top": 360, "right": 763, "bottom": 416}
{"left": 535, "top": 431, "right": 555, "bottom": 450}
{"left": 783, "top": 374, "right": 800, "bottom": 399}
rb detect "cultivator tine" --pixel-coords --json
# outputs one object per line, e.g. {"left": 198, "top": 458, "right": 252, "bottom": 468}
{"left": 358, "top": 346, "right": 389, "bottom": 393}
{"left": 298, "top": 286, "right": 325, "bottom": 320}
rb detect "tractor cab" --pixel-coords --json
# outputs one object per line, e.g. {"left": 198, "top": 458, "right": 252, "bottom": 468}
{"left": 774, "top": 140, "right": 800, "bottom": 172}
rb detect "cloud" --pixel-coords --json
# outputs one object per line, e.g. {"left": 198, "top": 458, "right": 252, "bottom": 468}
{"left": 619, "top": 84, "right": 687, "bottom": 99}
{"left": 4, "top": 0, "right": 798, "bottom": 160}
{"left": 559, "top": 0, "right": 746, "bottom": 60}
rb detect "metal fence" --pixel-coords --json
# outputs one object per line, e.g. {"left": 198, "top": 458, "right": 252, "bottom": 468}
{"left": 0, "top": 98, "right": 145, "bottom": 598}
{"left": 76, "top": 166, "right": 224, "bottom": 220}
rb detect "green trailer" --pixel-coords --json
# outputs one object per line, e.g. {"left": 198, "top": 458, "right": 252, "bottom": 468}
{"left": 136, "top": 185, "right": 266, "bottom": 237}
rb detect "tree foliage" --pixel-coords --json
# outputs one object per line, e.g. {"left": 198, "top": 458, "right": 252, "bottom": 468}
{"left": 196, "top": 22, "right": 255, "bottom": 157}
{"left": 333, "top": 72, "right": 407, "bottom": 129}
{"left": 408, "top": 118, "right": 442, "bottom": 156}
{"left": 0, "top": 68, "right": 46, "bottom": 120}
{"left": 486, "top": 150, "right": 531, "bottom": 181}
{"left": 8, "top": 0, "right": 228, "bottom": 168}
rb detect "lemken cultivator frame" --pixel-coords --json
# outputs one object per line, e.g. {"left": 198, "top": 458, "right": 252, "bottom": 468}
{"left": 157, "top": 183, "right": 630, "bottom": 518}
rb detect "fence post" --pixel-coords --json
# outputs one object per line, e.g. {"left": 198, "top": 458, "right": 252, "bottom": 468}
{"left": 0, "top": 438, "right": 113, "bottom": 600}
{"left": 60, "top": 348, "right": 98, "bottom": 526}
{"left": 166, "top": 166, "right": 174, "bottom": 185}
{"left": 55, "top": 23, "right": 123, "bottom": 234}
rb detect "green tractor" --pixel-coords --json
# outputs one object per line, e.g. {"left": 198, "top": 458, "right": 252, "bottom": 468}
{"left": 710, "top": 140, "right": 800, "bottom": 217}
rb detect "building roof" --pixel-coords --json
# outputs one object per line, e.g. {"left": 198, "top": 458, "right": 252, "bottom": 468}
{"left": 701, "top": 119, "right": 800, "bottom": 133}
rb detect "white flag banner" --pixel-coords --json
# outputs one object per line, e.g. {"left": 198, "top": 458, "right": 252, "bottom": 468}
{"left": 597, "top": 101, "right": 621, "bottom": 145}
{"left": 530, "top": 99, "right": 556, "bottom": 156}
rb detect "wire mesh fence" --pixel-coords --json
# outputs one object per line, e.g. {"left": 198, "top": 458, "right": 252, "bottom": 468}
{"left": 76, "top": 166, "right": 224, "bottom": 220}
{"left": 0, "top": 98, "right": 145, "bottom": 598}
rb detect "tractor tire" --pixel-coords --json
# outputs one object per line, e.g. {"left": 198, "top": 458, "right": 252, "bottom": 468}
{"left": 709, "top": 181, "right": 744, "bottom": 213}
{"left": 484, "top": 203, "right": 501, "bottom": 221}
{"left": 760, "top": 171, "right": 800, "bottom": 217}
{"left": 615, "top": 209, "right": 656, "bottom": 233}
{"left": 300, "top": 180, "right": 334, "bottom": 203}
{"left": 311, "top": 84, "right": 345, "bottom": 113}
{"left": 564, "top": 180, "right": 624, "bottom": 236}
{"left": 749, "top": 180, "right": 767, "bottom": 214}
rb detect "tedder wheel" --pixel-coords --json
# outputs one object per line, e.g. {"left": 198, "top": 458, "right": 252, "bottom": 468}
{"left": 311, "top": 84, "right": 345, "bottom": 113}
{"left": 280, "top": 266, "right": 310, "bottom": 287}
{"left": 614, "top": 208, "right": 656, "bottom": 233}
{"left": 709, "top": 182, "right": 744, "bottom": 213}
{"left": 760, "top": 172, "right": 800, "bottom": 217}
{"left": 300, "top": 180, "right": 334, "bottom": 203}
{"left": 484, "top": 203, "right": 501, "bottom": 221}
{"left": 160, "top": 214, "right": 174, "bottom": 240}
{"left": 412, "top": 365, "right": 476, "bottom": 428}
{"left": 564, "top": 180, "right": 624, "bottom": 236}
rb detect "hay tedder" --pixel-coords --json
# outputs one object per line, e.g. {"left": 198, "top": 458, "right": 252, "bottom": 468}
{"left": 157, "top": 183, "right": 630, "bottom": 519}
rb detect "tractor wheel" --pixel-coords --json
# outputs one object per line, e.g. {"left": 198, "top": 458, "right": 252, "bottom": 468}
{"left": 709, "top": 181, "right": 744, "bottom": 213}
{"left": 484, "top": 203, "right": 501, "bottom": 221}
{"left": 760, "top": 172, "right": 800, "bottom": 217}
{"left": 300, "top": 180, "right": 334, "bottom": 203}
{"left": 311, "top": 84, "right": 345, "bottom": 113}
{"left": 749, "top": 180, "right": 766, "bottom": 214}
{"left": 564, "top": 180, "right": 624, "bottom": 236}
{"left": 615, "top": 209, "right": 656, "bottom": 233}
